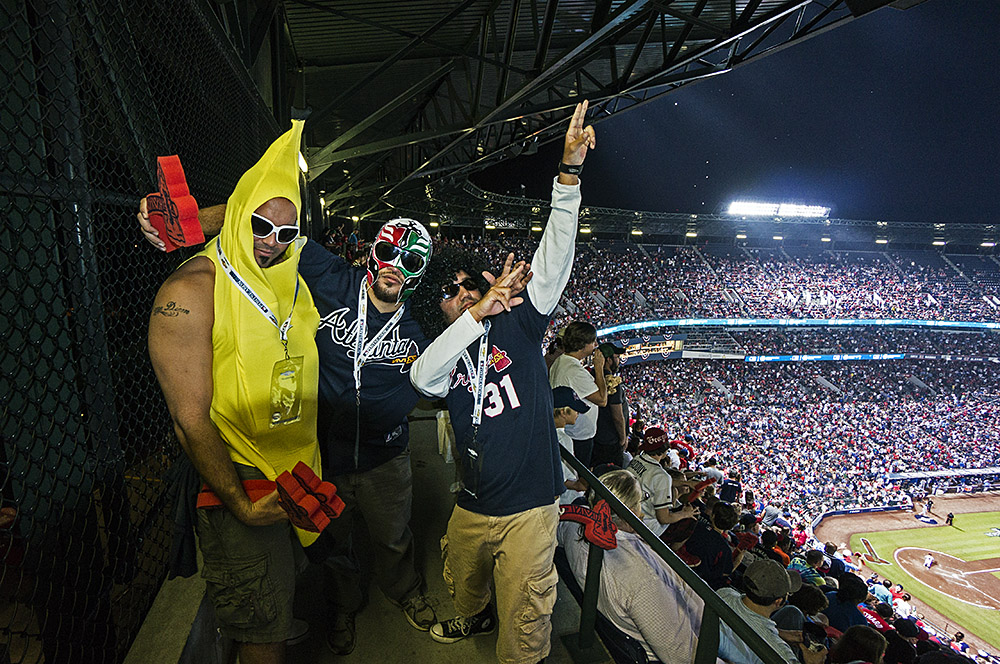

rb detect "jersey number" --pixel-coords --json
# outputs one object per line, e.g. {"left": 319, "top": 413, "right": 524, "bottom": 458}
{"left": 482, "top": 374, "right": 521, "bottom": 418}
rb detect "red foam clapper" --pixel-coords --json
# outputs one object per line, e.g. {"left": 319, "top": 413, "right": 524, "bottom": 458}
{"left": 275, "top": 462, "right": 344, "bottom": 533}
{"left": 559, "top": 500, "right": 618, "bottom": 550}
{"left": 146, "top": 155, "right": 203, "bottom": 252}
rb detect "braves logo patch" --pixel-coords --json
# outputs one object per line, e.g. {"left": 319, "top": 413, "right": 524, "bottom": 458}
{"left": 490, "top": 346, "right": 512, "bottom": 372}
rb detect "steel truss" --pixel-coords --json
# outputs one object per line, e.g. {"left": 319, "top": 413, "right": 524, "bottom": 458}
{"left": 280, "top": 0, "right": 888, "bottom": 221}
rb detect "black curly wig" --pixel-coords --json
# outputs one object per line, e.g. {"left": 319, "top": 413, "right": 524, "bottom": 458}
{"left": 408, "top": 245, "right": 494, "bottom": 340}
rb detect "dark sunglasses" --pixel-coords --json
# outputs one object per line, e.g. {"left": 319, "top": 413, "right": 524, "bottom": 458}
{"left": 373, "top": 241, "right": 426, "bottom": 273}
{"left": 251, "top": 213, "right": 300, "bottom": 244}
{"left": 440, "top": 278, "right": 480, "bottom": 301}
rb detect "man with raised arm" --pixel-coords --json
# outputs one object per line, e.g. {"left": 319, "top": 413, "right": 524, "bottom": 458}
{"left": 149, "top": 121, "right": 317, "bottom": 664}
{"left": 142, "top": 181, "right": 438, "bottom": 656}
{"left": 407, "top": 101, "right": 594, "bottom": 664}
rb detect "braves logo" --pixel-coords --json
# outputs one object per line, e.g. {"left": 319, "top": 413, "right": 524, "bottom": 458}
{"left": 318, "top": 307, "right": 420, "bottom": 371}
{"left": 859, "top": 538, "right": 890, "bottom": 565}
{"left": 560, "top": 500, "right": 618, "bottom": 550}
{"left": 146, "top": 155, "right": 202, "bottom": 252}
{"left": 490, "top": 346, "right": 512, "bottom": 372}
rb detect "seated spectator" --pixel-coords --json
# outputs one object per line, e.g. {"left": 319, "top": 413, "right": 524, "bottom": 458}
{"left": 892, "top": 593, "right": 914, "bottom": 619}
{"left": 829, "top": 624, "right": 888, "bottom": 664}
{"left": 683, "top": 500, "right": 742, "bottom": 589}
{"left": 772, "top": 584, "right": 830, "bottom": 632}
{"left": 792, "top": 523, "right": 809, "bottom": 549}
{"left": 789, "top": 550, "right": 827, "bottom": 586}
{"left": 557, "top": 469, "right": 704, "bottom": 664}
{"left": 718, "top": 559, "right": 826, "bottom": 664}
{"left": 884, "top": 618, "right": 919, "bottom": 664}
{"left": 720, "top": 471, "right": 743, "bottom": 503}
{"left": 823, "top": 573, "right": 870, "bottom": 632}
{"left": 628, "top": 426, "right": 697, "bottom": 535}
{"left": 772, "top": 534, "right": 792, "bottom": 567}
{"left": 553, "top": 386, "right": 593, "bottom": 500}
{"left": 826, "top": 542, "right": 847, "bottom": 580}
{"left": 871, "top": 579, "right": 894, "bottom": 605}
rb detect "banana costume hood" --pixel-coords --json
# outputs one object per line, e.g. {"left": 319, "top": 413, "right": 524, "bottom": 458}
{"left": 198, "top": 120, "right": 322, "bottom": 544}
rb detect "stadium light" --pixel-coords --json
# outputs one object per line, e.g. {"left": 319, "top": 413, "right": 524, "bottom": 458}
{"left": 875, "top": 239, "right": 889, "bottom": 244}
{"left": 982, "top": 241, "right": 996, "bottom": 247}
{"left": 351, "top": 215, "right": 360, "bottom": 222}
{"left": 631, "top": 229, "right": 643, "bottom": 235}
{"left": 485, "top": 224, "right": 496, "bottom": 230}
{"left": 580, "top": 226, "right": 592, "bottom": 234}
{"left": 821, "top": 237, "right": 831, "bottom": 242}
{"left": 772, "top": 235, "right": 783, "bottom": 241}
{"left": 932, "top": 240, "right": 946, "bottom": 246}
{"left": 685, "top": 231, "right": 697, "bottom": 238}
{"left": 736, "top": 233, "right": 747, "bottom": 239}
{"left": 298, "top": 152, "right": 309, "bottom": 173}
{"left": 531, "top": 225, "right": 543, "bottom": 232}
{"left": 429, "top": 221, "right": 440, "bottom": 228}
{"left": 727, "top": 201, "right": 830, "bottom": 218}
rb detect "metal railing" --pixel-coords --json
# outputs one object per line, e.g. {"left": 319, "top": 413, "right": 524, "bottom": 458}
{"left": 560, "top": 448, "right": 788, "bottom": 664}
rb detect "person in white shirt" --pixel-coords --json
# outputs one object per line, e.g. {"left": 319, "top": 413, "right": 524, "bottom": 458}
{"left": 548, "top": 321, "right": 607, "bottom": 468}
{"left": 552, "top": 386, "right": 591, "bottom": 501}
{"left": 626, "top": 427, "right": 696, "bottom": 535}
{"left": 557, "top": 469, "right": 705, "bottom": 664}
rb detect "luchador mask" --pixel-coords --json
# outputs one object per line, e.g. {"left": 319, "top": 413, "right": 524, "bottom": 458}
{"left": 366, "top": 218, "right": 433, "bottom": 303}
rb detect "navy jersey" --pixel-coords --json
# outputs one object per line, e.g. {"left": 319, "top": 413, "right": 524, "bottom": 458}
{"left": 298, "top": 240, "right": 429, "bottom": 473}
{"left": 444, "top": 291, "right": 565, "bottom": 516}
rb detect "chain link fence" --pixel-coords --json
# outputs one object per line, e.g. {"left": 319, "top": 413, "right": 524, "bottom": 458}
{"left": 1, "top": 0, "right": 281, "bottom": 660}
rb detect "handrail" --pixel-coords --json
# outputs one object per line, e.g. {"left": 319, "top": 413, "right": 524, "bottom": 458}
{"left": 559, "top": 448, "right": 790, "bottom": 664}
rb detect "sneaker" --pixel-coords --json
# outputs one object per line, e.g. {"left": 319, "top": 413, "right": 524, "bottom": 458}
{"left": 401, "top": 594, "right": 437, "bottom": 632}
{"left": 326, "top": 612, "right": 357, "bottom": 655}
{"left": 286, "top": 618, "right": 310, "bottom": 646}
{"left": 429, "top": 606, "right": 496, "bottom": 644}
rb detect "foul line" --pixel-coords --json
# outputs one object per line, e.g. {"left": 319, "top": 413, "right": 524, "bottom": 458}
{"left": 894, "top": 547, "right": 1000, "bottom": 609}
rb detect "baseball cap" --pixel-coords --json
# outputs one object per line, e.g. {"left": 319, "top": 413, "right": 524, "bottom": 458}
{"left": 894, "top": 619, "right": 919, "bottom": 638}
{"left": 552, "top": 386, "right": 589, "bottom": 413}
{"left": 598, "top": 342, "right": 625, "bottom": 358}
{"left": 743, "top": 559, "right": 802, "bottom": 600}
{"left": 639, "top": 426, "right": 670, "bottom": 453}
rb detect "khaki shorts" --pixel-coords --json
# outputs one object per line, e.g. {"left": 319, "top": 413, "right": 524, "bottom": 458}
{"left": 441, "top": 500, "right": 559, "bottom": 664}
{"left": 196, "top": 464, "right": 300, "bottom": 643}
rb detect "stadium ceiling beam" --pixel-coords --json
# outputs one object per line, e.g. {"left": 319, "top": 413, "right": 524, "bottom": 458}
{"left": 287, "top": 0, "right": 527, "bottom": 75}
{"left": 302, "top": 0, "right": 878, "bottom": 219}
{"left": 306, "top": 0, "right": 483, "bottom": 126}
{"left": 308, "top": 61, "right": 456, "bottom": 179}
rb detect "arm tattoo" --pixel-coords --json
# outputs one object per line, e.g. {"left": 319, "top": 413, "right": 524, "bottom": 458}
{"left": 153, "top": 301, "right": 191, "bottom": 317}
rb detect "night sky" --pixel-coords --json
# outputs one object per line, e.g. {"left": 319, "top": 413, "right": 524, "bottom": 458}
{"left": 474, "top": 0, "right": 999, "bottom": 225}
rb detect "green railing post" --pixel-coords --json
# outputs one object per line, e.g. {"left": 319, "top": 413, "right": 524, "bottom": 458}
{"left": 694, "top": 605, "right": 720, "bottom": 664}
{"left": 578, "top": 542, "right": 604, "bottom": 650}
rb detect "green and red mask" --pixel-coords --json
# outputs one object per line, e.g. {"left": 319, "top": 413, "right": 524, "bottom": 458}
{"left": 366, "top": 218, "right": 433, "bottom": 303}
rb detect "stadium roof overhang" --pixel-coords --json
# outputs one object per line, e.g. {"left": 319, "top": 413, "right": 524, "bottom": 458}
{"left": 256, "top": 0, "right": 916, "bottom": 221}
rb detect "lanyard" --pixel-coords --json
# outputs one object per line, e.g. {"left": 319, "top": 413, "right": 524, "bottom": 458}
{"left": 460, "top": 321, "right": 492, "bottom": 426}
{"left": 217, "top": 240, "right": 299, "bottom": 357}
{"left": 353, "top": 280, "right": 406, "bottom": 392}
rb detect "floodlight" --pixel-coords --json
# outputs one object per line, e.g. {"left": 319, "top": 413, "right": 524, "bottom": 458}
{"left": 485, "top": 224, "right": 496, "bottom": 229}
{"left": 429, "top": 221, "right": 440, "bottom": 228}
{"left": 821, "top": 237, "right": 831, "bottom": 242}
{"left": 298, "top": 152, "right": 309, "bottom": 173}
{"left": 631, "top": 229, "right": 643, "bottom": 235}
{"left": 772, "top": 235, "right": 783, "bottom": 241}
{"left": 736, "top": 233, "right": 747, "bottom": 239}
{"left": 932, "top": 240, "right": 946, "bottom": 246}
{"left": 580, "top": 227, "right": 592, "bottom": 234}
{"left": 531, "top": 225, "right": 543, "bottom": 232}
{"left": 875, "top": 239, "right": 888, "bottom": 244}
{"left": 982, "top": 241, "right": 996, "bottom": 247}
{"left": 728, "top": 201, "right": 830, "bottom": 218}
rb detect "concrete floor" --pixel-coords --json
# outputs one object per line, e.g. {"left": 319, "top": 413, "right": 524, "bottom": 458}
{"left": 126, "top": 409, "right": 611, "bottom": 664}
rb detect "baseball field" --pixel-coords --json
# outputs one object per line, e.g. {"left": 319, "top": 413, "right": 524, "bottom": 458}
{"left": 848, "top": 510, "right": 1000, "bottom": 650}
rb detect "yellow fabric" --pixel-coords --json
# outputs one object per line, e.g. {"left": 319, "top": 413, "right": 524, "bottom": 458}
{"left": 198, "top": 120, "right": 321, "bottom": 545}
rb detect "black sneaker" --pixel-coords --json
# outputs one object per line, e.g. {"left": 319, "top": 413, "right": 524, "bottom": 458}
{"left": 429, "top": 606, "right": 496, "bottom": 644}
{"left": 326, "top": 612, "right": 357, "bottom": 655}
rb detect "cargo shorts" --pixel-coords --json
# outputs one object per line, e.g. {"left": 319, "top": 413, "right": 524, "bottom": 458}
{"left": 196, "top": 464, "right": 300, "bottom": 643}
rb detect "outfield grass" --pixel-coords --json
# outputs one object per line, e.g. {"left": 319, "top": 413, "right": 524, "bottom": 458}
{"left": 850, "top": 511, "right": 1000, "bottom": 650}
